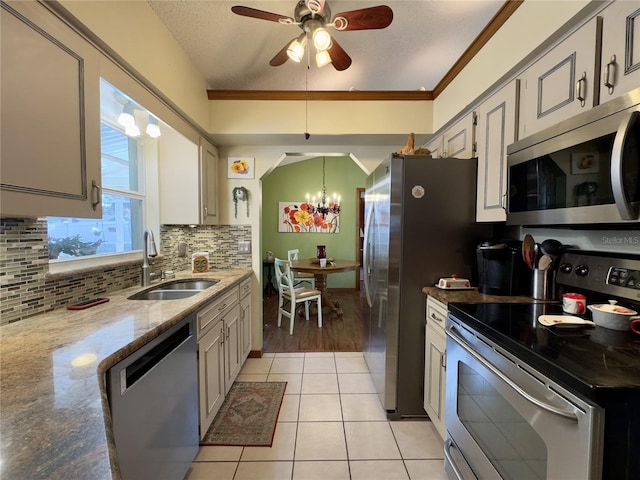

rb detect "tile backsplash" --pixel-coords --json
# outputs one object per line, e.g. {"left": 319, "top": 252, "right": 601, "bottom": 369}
{"left": 0, "top": 218, "right": 251, "bottom": 325}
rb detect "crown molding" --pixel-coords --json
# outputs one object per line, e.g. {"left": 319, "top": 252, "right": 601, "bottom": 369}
{"left": 207, "top": 90, "right": 433, "bottom": 101}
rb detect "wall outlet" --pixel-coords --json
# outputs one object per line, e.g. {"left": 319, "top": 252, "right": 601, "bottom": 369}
{"left": 238, "top": 240, "right": 251, "bottom": 254}
{"left": 177, "top": 242, "right": 187, "bottom": 257}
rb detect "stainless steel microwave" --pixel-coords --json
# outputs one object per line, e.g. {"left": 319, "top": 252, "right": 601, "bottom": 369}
{"left": 506, "top": 88, "right": 640, "bottom": 226}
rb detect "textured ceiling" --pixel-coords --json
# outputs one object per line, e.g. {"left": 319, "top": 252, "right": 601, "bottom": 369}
{"left": 148, "top": 0, "right": 507, "bottom": 92}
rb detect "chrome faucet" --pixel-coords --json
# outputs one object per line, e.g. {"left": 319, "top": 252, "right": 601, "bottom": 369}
{"left": 141, "top": 228, "right": 158, "bottom": 286}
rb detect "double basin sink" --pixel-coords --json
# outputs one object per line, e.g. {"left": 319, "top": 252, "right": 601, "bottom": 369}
{"left": 128, "top": 279, "right": 219, "bottom": 300}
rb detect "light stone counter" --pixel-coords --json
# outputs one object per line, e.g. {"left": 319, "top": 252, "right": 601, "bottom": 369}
{"left": 0, "top": 268, "right": 252, "bottom": 480}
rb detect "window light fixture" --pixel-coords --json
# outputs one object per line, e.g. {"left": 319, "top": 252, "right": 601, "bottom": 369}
{"left": 146, "top": 115, "right": 161, "bottom": 138}
{"left": 117, "top": 102, "right": 136, "bottom": 128}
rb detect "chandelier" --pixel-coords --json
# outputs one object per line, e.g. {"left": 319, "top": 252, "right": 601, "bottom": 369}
{"left": 305, "top": 157, "right": 341, "bottom": 218}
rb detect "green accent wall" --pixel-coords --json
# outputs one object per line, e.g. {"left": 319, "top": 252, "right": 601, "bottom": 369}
{"left": 262, "top": 156, "right": 367, "bottom": 288}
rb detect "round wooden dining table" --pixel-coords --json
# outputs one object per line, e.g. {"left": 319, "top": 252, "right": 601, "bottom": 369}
{"left": 290, "top": 258, "right": 360, "bottom": 316}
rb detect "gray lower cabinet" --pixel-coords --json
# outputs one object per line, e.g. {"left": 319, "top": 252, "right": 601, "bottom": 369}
{"left": 424, "top": 296, "right": 447, "bottom": 440}
{"left": 197, "top": 281, "right": 250, "bottom": 439}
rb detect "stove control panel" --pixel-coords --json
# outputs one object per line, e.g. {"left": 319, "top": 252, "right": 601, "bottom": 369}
{"left": 607, "top": 267, "right": 640, "bottom": 290}
{"left": 556, "top": 251, "right": 640, "bottom": 302}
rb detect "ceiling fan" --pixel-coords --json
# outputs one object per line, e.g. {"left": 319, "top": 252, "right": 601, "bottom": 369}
{"left": 231, "top": 1, "right": 393, "bottom": 71}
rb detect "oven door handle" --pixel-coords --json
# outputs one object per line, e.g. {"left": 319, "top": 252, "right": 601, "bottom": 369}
{"left": 444, "top": 439, "right": 474, "bottom": 480}
{"left": 447, "top": 325, "right": 579, "bottom": 422}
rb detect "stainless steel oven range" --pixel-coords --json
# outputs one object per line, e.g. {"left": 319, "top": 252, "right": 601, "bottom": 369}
{"left": 445, "top": 250, "right": 640, "bottom": 480}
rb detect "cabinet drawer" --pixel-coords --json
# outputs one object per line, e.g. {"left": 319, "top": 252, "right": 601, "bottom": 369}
{"left": 426, "top": 296, "right": 447, "bottom": 332}
{"left": 198, "top": 287, "right": 239, "bottom": 337}
{"left": 239, "top": 278, "right": 251, "bottom": 299}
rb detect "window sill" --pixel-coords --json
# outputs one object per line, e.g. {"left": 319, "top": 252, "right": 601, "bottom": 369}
{"left": 46, "top": 252, "right": 165, "bottom": 279}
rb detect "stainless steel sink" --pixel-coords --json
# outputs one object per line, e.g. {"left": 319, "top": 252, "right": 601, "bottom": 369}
{"left": 157, "top": 280, "right": 218, "bottom": 290}
{"left": 128, "top": 279, "right": 219, "bottom": 300}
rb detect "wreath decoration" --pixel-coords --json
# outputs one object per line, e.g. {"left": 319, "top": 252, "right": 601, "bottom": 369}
{"left": 232, "top": 186, "right": 249, "bottom": 218}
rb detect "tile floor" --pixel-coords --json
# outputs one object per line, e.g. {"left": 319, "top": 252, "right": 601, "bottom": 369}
{"left": 187, "top": 352, "right": 447, "bottom": 480}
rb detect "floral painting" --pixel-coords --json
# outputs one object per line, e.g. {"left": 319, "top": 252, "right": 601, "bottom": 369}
{"left": 279, "top": 201, "right": 340, "bottom": 233}
{"left": 228, "top": 157, "right": 254, "bottom": 178}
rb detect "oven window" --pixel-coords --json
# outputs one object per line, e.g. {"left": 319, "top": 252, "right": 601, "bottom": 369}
{"left": 458, "top": 362, "right": 547, "bottom": 479}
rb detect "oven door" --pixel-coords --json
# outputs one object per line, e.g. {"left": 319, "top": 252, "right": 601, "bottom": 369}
{"left": 444, "top": 318, "right": 603, "bottom": 480}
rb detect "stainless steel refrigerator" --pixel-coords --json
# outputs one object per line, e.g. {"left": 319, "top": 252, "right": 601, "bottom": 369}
{"left": 363, "top": 153, "right": 492, "bottom": 418}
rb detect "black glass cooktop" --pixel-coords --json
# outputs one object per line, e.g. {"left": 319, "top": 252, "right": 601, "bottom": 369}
{"left": 448, "top": 302, "right": 640, "bottom": 403}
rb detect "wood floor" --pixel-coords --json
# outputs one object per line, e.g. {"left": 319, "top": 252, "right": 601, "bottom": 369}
{"left": 262, "top": 288, "right": 365, "bottom": 353}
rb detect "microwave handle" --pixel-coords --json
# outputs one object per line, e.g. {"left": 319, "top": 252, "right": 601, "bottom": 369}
{"left": 611, "top": 110, "right": 639, "bottom": 220}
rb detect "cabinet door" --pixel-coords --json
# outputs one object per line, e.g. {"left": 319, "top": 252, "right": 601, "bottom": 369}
{"left": 240, "top": 288, "right": 252, "bottom": 360}
{"left": 159, "top": 130, "right": 200, "bottom": 224}
{"left": 223, "top": 303, "right": 242, "bottom": 393}
{"left": 424, "top": 324, "right": 446, "bottom": 440}
{"left": 200, "top": 138, "right": 219, "bottom": 225}
{"left": 424, "top": 296, "right": 447, "bottom": 440}
{"left": 600, "top": 2, "right": 640, "bottom": 103}
{"left": 0, "top": 1, "right": 101, "bottom": 218}
{"left": 442, "top": 114, "right": 475, "bottom": 159}
{"left": 475, "top": 81, "right": 519, "bottom": 222}
{"left": 198, "top": 320, "right": 225, "bottom": 438}
{"left": 425, "top": 135, "right": 443, "bottom": 158}
{"left": 519, "top": 17, "right": 598, "bottom": 138}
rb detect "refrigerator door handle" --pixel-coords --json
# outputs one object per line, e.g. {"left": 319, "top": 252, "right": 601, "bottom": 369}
{"left": 363, "top": 201, "right": 375, "bottom": 308}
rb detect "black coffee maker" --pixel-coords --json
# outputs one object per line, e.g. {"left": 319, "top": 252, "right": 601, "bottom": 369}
{"left": 476, "top": 240, "right": 529, "bottom": 296}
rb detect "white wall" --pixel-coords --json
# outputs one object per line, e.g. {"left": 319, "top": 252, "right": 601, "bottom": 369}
{"left": 433, "top": 0, "right": 590, "bottom": 129}
{"left": 210, "top": 100, "right": 433, "bottom": 136}
{"left": 59, "top": 0, "right": 210, "bottom": 130}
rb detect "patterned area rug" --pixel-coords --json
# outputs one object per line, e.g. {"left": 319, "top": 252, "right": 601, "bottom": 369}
{"left": 200, "top": 382, "right": 287, "bottom": 447}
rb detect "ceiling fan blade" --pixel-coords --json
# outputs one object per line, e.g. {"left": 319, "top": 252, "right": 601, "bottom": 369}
{"left": 305, "top": 0, "right": 326, "bottom": 15}
{"left": 231, "top": 5, "right": 293, "bottom": 24}
{"left": 269, "top": 40, "right": 293, "bottom": 67}
{"left": 331, "top": 5, "right": 393, "bottom": 31}
{"left": 328, "top": 39, "right": 352, "bottom": 71}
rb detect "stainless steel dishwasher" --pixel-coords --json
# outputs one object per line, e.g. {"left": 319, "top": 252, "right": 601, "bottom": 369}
{"left": 107, "top": 315, "right": 198, "bottom": 480}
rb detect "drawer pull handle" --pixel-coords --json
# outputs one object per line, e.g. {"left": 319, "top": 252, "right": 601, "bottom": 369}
{"left": 219, "top": 303, "right": 227, "bottom": 311}
{"left": 431, "top": 312, "right": 443, "bottom": 323}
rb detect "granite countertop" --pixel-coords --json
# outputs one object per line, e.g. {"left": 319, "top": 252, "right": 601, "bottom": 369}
{"left": 0, "top": 268, "right": 252, "bottom": 480}
{"left": 422, "top": 286, "right": 539, "bottom": 305}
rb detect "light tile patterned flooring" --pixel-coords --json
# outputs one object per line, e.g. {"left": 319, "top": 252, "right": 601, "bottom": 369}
{"left": 187, "top": 352, "right": 447, "bottom": 480}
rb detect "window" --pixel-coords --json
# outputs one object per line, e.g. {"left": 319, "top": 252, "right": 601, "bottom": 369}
{"left": 47, "top": 79, "right": 156, "bottom": 262}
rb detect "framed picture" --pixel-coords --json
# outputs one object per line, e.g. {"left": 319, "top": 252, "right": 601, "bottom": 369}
{"left": 570, "top": 152, "right": 599, "bottom": 174}
{"left": 279, "top": 201, "right": 340, "bottom": 234}
{"left": 228, "top": 157, "right": 254, "bottom": 179}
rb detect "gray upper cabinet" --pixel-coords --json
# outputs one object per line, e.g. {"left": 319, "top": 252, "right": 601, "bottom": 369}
{"left": 599, "top": 2, "right": 640, "bottom": 103}
{"left": 475, "top": 81, "right": 519, "bottom": 222}
{"left": 159, "top": 132, "right": 218, "bottom": 225}
{"left": 200, "top": 138, "right": 219, "bottom": 225}
{"left": 0, "top": 1, "right": 101, "bottom": 218}
{"left": 442, "top": 113, "right": 475, "bottom": 159}
{"left": 518, "top": 16, "right": 598, "bottom": 138}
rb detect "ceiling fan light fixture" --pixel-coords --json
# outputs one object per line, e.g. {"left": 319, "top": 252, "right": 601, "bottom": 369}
{"left": 287, "top": 34, "right": 307, "bottom": 63}
{"left": 312, "top": 27, "right": 331, "bottom": 51}
{"left": 315, "top": 50, "right": 331, "bottom": 67}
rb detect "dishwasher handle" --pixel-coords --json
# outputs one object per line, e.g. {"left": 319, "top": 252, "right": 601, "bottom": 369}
{"left": 120, "top": 321, "right": 193, "bottom": 395}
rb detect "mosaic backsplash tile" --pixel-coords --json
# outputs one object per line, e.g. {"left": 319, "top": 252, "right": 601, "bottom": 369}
{"left": 0, "top": 219, "right": 251, "bottom": 325}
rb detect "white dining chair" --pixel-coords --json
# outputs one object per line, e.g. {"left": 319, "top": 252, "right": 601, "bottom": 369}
{"left": 274, "top": 258, "right": 322, "bottom": 335}
{"left": 287, "top": 248, "right": 316, "bottom": 288}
